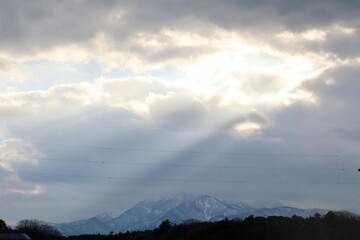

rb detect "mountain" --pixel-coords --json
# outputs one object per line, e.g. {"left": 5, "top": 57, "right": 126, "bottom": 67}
{"left": 94, "top": 213, "right": 116, "bottom": 223}
{"left": 54, "top": 217, "right": 112, "bottom": 236}
{"left": 54, "top": 193, "right": 330, "bottom": 236}
{"left": 109, "top": 194, "right": 251, "bottom": 232}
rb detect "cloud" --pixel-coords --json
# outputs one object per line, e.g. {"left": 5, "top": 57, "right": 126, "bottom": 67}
{"left": 1, "top": 175, "right": 43, "bottom": 196}
{"left": 275, "top": 23, "right": 360, "bottom": 60}
{"left": 0, "top": 75, "right": 314, "bottom": 139}
{"left": 298, "top": 62, "right": 360, "bottom": 144}
{"left": 0, "top": 0, "right": 358, "bottom": 77}
{"left": 0, "top": 0, "right": 114, "bottom": 54}
{"left": 0, "top": 58, "right": 23, "bottom": 80}
{"left": 0, "top": 139, "right": 39, "bottom": 171}
{"left": 0, "top": 139, "right": 42, "bottom": 199}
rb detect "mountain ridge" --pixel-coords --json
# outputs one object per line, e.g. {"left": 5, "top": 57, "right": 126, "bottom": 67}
{"left": 53, "top": 193, "right": 332, "bottom": 236}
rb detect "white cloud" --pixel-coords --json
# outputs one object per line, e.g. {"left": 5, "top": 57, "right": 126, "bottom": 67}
{"left": 276, "top": 24, "right": 356, "bottom": 43}
{"left": 0, "top": 139, "right": 39, "bottom": 171}
{"left": 0, "top": 58, "right": 23, "bottom": 80}
{"left": 0, "top": 139, "right": 42, "bottom": 196}
{"left": 277, "top": 29, "right": 328, "bottom": 42}
{"left": 2, "top": 175, "right": 43, "bottom": 196}
{"left": 0, "top": 76, "right": 318, "bottom": 136}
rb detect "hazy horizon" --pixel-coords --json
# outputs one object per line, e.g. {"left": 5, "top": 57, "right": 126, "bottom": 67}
{"left": 0, "top": 0, "right": 360, "bottom": 226}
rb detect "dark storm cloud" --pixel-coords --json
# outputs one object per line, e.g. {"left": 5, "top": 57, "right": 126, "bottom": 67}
{"left": 1, "top": 0, "right": 360, "bottom": 57}
{"left": 119, "top": 0, "right": 360, "bottom": 32}
{"left": 0, "top": 1, "right": 110, "bottom": 53}
{"left": 298, "top": 63, "right": 360, "bottom": 142}
{"left": 266, "top": 61, "right": 360, "bottom": 162}
{"left": 313, "top": 65, "right": 360, "bottom": 103}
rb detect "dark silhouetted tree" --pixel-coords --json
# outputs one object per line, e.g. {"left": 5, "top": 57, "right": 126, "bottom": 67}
{"left": 0, "top": 219, "right": 8, "bottom": 232}
{"left": 159, "top": 219, "right": 171, "bottom": 230}
{"left": 16, "top": 219, "right": 61, "bottom": 240}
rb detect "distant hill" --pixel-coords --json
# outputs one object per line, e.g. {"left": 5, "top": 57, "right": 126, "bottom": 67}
{"left": 64, "top": 212, "right": 360, "bottom": 240}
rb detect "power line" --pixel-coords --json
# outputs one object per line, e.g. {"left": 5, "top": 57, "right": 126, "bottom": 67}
{"left": 31, "top": 142, "right": 360, "bottom": 158}
{"left": 0, "top": 116, "right": 347, "bottom": 138}
{"left": 0, "top": 157, "right": 356, "bottom": 172}
{"left": 0, "top": 169, "right": 359, "bottom": 185}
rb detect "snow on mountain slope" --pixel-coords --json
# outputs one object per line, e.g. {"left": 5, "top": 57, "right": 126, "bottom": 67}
{"left": 109, "top": 195, "right": 186, "bottom": 232}
{"left": 54, "top": 217, "right": 112, "bottom": 236}
{"left": 136, "top": 194, "right": 245, "bottom": 230}
{"left": 54, "top": 193, "right": 330, "bottom": 236}
{"left": 95, "top": 213, "right": 115, "bottom": 223}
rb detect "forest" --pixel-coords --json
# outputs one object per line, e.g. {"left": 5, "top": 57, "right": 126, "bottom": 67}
{"left": 2, "top": 211, "right": 360, "bottom": 240}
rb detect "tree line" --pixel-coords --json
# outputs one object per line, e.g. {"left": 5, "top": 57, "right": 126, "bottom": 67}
{"left": 0, "top": 219, "right": 61, "bottom": 240}
{"left": 2, "top": 212, "right": 360, "bottom": 240}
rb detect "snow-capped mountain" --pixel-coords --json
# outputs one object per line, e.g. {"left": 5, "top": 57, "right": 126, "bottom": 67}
{"left": 54, "top": 193, "right": 330, "bottom": 236}
{"left": 109, "top": 193, "right": 250, "bottom": 232}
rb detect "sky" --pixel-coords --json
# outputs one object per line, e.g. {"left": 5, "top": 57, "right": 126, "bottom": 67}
{"left": 1, "top": 0, "right": 360, "bottom": 225}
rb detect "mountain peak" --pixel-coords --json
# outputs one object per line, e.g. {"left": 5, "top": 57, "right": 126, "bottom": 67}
{"left": 150, "top": 192, "right": 213, "bottom": 203}
{"left": 95, "top": 213, "right": 115, "bottom": 222}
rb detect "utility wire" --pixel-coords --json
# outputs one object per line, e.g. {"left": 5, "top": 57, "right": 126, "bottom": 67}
{"left": 0, "top": 157, "right": 355, "bottom": 172}
{"left": 0, "top": 169, "right": 359, "bottom": 185}
{"left": 30, "top": 142, "right": 360, "bottom": 158}
{"left": 0, "top": 116, "right": 347, "bottom": 138}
